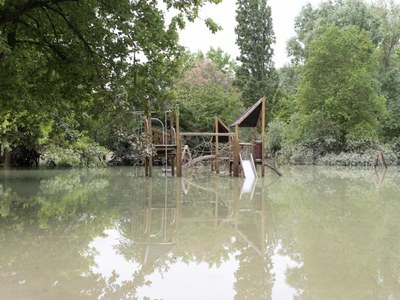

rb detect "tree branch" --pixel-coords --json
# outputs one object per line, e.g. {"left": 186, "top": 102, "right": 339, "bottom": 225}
{"left": 0, "top": 0, "right": 80, "bottom": 26}
{"left": 43, "top": 3, "right": 97, "bottom": 58}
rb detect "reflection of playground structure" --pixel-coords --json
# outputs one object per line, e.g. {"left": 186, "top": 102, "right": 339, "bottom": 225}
{"left": 127, "top": 177, "right": 268, "bottom": 267}
{"left": 373, "top": 168, "right": 387, "bottom": 187}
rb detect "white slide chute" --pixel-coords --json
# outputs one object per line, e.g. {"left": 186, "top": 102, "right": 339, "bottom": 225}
{"left": 240, "top": 154, "right": 258, "bottom": 198}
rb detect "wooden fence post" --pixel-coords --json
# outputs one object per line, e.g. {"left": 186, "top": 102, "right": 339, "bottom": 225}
{"left": 233, "top": 125, "right": 239, "bottom": 177}
{"left": 176, "top": 111, "right": 182, "bottom": 177}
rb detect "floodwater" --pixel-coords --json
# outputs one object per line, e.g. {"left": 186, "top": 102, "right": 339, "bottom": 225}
{"left": 0, "top": 166, "right": 399, "bottom": 300}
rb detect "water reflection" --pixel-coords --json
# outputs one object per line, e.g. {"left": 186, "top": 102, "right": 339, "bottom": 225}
{"left": 0, "top": 166, "right": 400, "bottom": 299}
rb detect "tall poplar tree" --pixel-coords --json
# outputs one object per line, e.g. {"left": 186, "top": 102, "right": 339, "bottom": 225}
{"left": 235, "top": 0, "right": 278, "bottom": 115}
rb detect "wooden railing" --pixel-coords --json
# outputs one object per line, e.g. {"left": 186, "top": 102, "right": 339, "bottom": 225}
{"left": 152, "top": 128, "right": 175, "bottom": 145}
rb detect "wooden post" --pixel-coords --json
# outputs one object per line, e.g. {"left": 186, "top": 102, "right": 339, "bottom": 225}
{"left": 229, "top": 132, "right": 233, "bottom": 176}
{"left": 176, "top": 177, "right": 182, "bottom": 236}
{"left": 261, "top": 182, "right": 266, "bottom": 256}
{"left": 261, "top": 96, "right": 266, "bottom": 177}
{"left": 169, "top": 112, "right": 174, "bottom": 145}
{"left": 148, "top": 114, "right": 153, "bottom": 177}
{"left": 373, "top": 151, "right": 388, "bottom": 169}
{"left": 176, "top": 111, "right": 182, "bottom": 177}
{"left": 214, "top": 176, "right": 219, "bottom": 228}
{"left": 215, "top": 117, "right": 220, "bottom": 174}
{"left": 379, "top": 151, "right": 387, "bottom": 169}
{"left": 211, "top": 143, "right": 215, "bottom": 172}
{"left": 233, "top": 125, "right": 239, "bottom": 177}
{"left": 145, "top": 178, "right": 152, "bottom": 241}
{"left": 171, "top": 157, "right": 175, "bottom": 176}
{"left": 144, "top": 117, "right": 149, "bottom": 176}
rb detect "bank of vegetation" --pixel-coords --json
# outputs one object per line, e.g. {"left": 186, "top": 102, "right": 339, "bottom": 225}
{"left": 1, "top": 0, "right": 400, "bottom": 167}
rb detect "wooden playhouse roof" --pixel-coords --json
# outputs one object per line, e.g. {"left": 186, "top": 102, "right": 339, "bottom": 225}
{"left": 230, "top": 98, "right": 263, "bottom": 128}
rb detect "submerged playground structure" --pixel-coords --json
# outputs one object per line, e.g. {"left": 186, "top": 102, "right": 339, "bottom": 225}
{"left": 143, "top": 97, "right": 271, "bottom": 178}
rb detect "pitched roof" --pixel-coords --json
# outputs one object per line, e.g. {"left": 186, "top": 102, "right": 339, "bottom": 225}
{"left": 230, "top": 98, "right": 263, "bottom": 128}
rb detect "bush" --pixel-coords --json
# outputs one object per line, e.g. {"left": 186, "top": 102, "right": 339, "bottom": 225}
{"left": 266, "top": 120, "right": 286, "bottom": 156}
{"left": 110, "top": 131, "right": 156, "bottom": 165}
{"left": 277, "top": 143, "right": 398, "bottom": 166}
{"left": 41, "top": 137, "right": 108, "bottom": 167}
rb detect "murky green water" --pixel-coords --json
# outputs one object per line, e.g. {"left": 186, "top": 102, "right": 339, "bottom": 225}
{"left": 0, "top": 166, "right": 399, "bottom": 299}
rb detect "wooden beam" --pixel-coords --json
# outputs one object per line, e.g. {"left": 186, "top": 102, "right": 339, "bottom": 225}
{"left": 148, "top": 114, "right": 153, "bottom": 177}
{"left": 261, "top": 96, "right": 266, "bottom": 177}
{"left": 144, "top": 117, "right": 149, "bottom": 176}
{"left": 176, "top": 111, "right": 182, "bottom": 177}
{"left": 181, "top": 132, "right": 235, "bottom": 137}
{"left": 169, "top": 112, "right": 174, "bottom": 144}
{"left": 233, "top": 125, "right": 239, "bottom": 177}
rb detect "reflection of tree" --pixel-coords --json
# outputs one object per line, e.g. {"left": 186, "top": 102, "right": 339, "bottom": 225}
{"left": 7, "top": 167, "right": 380, "bottom": 299}
{"left": 267, "top": 166, "right": 400, "bottom": 300}
{"left": 235, "top": 245, "right": 274, "bottom": 300}
{"left": 0, "top": 169, "right": 116, "bottom": 299}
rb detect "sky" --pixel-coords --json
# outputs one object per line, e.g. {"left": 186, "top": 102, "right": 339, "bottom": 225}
{"left": 178, "top": 0, "right": 328, "bottom": 67}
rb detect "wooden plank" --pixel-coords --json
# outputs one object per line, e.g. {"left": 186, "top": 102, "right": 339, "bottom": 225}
{"left": 181, "top": 132, "right": 234, "bottom": 137}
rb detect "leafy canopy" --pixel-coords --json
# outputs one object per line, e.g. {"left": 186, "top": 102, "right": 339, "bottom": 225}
{"left": 297, "top": 26, "right": 386, "bottom": 150}
{"left": 235, "top": 0, "right": 278, "bottom": 112}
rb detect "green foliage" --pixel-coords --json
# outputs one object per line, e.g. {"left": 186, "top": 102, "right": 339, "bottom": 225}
{"left": 0, "top": 111, "right": 44, "bottom": 153}
{"left": 380, "top": 50, "right": 400, "bottom": 141}
{"left": 206, "top": 47, "right": 237, "bottom": 77}
{"left": 176, "top": 58, "right": 243, "bottom": 132}
{"left": 0, "top": 0, "right": 223, "bottom": 166}
{"left": 41, "top": 136, "right": 108, "bottom": 168}
{"left": 111, "top": 131, "right": 156, "bottom": 165}
{"left": 273, "top": 64, "right": 301, "bottom": 121}
{"left": 371, "top": 0, "right": 400, "bottom": 69}
{"left": 266, "top": 120, "right": 286, "bottom": 156}
{"left": 297, "top": 26, "right": 386, "bottom": 151}
{"left": 287, "top": 0, "right": 381, "bottom": 64}
{"left": 235, "top": 0, "right": 278, "bottom": 111}
{"left": 205, "top": 17, "right": 222, "bottom": 33}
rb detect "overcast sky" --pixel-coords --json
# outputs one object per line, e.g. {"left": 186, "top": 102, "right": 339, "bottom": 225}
{"left": 178, "top": 0, "right": 333, "bottom": 67}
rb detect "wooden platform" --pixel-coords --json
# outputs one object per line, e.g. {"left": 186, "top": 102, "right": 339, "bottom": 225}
{"left": 154, "top": 144, "right": 177, "bottom": 157}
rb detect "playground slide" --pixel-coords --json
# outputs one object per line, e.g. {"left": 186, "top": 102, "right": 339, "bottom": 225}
{"left": 240, "top": 154, "right": 258, "bottom": 179}
{"left": 240, "top": 154, "right": 257, "bottom": 198}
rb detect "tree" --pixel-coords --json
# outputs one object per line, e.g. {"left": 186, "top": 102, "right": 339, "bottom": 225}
{"left": 235, "top": 0, "right": 278, "bottom": 115}
{"left": 286, "top": 0, "right": 400, "bottom": 155}
{"left": 371, "top": 0, "right": 400, "bottom": 70}
{"left": 287, "top": 0, "right": 380, "bottom": 64}
{"left": 0, "top": 0, "right": 222, "bottom": 165}
{"left": 176, "top": 57, "right": 243, "bottom": 132}
{"left": 297, "top": 26, "right": 386, "bottom": 152}
{"left": 206, "top": 47, "right": 237, "bottom": 78}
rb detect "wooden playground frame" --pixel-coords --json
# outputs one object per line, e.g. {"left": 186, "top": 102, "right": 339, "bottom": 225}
{"left": 144, "top": 97, "right": 267, "bottom": 178}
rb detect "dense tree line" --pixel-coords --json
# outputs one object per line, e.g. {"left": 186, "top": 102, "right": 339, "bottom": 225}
{"left": 271, "top": 0, "right": 400, "bottom": 164}
{"left": 1, "top": 0, "right": 400, "bottom": 167}
{"left": 0, "top": 0, "right": 222, "bottom": 166}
